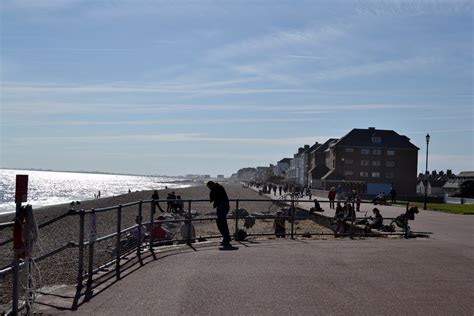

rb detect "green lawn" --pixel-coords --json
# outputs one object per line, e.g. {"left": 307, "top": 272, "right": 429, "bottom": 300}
{"left": 405, "top": 202, "right": 474, "bottom": 215}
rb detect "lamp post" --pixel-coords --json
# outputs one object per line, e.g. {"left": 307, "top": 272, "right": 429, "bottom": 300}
{"left": 423, "top": 133, "right": 430, "bottom": 210}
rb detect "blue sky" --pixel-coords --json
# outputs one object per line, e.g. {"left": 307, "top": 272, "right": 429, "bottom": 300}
{"left": 1, "top": 0, "right": 473, "bottom": 176}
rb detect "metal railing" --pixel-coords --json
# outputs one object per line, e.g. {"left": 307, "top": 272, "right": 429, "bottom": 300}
{"left": 0, "top": 196, "right": 417, "bottom": 315}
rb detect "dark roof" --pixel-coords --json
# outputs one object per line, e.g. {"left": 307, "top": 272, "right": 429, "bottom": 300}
{"left": 308, "top": 163, "right": 330, "bottom": 179}
{"left": 311, "top": 138, "right": 338, "bottom": 154}
{"left": 307, "top": 142, "right": 320, "bottom": 153}
{"left": 418, "top": 179, "right": 448, "bottom": 188}
{"left": 278, "top": 158, "right": 292, "bottom": 164}
{"left": 334, "top": 128, "right": 419, "bottom": 150}
{"left": 457, "top": 171, "right": 474, "bottom": 178}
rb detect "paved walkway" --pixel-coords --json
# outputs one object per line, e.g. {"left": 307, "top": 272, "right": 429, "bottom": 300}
{"left": 54, "top": 238, "right": 472, "bottom": 315}
{"left": 260, "top": 189, "right": 473, "bottom": 247}
{"left": 35, "top": 189, "right": 473, "bottom": 315}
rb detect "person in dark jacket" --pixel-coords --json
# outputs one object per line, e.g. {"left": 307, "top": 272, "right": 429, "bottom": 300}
{"left": 207, "top": 181, "right": 232, "bottom": 248}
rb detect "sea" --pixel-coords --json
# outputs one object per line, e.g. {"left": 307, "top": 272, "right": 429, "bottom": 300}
{"left": 0, "top": 169, "right": 193, "bottom": 215}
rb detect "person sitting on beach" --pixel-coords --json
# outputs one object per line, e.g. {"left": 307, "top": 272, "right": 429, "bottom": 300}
{"left": 151, "top": 216, "right": 173, "bottom": 243}
{"left": 372, "top": 192, "right": 386, "bottom": 205}
{"left": 313, "top": 197, "right": 323, "bottom": 212}
{"left": 344, "top": 203, "right": 356, "bottom": 223}
{"left": 274, "top": 210, "right": 286, "bottom": 238}
{"left": 128, "top": 215, "right": 148, "bottom": 244}
{"left": 365, "top": 208, "right": 383, "bottom": 231}
{"left": 334, "top": 203, "right": 345, "bottom": 237}
{"left": 335, "top": 202, "right": 344, "bottom": 218}
{"left": 180, "top": 216, "right": 196, "bottom": 244}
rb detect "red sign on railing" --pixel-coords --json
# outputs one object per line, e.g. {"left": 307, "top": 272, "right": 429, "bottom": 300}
{"left": 15, "top": 175, "right": 28, "bottom": 203}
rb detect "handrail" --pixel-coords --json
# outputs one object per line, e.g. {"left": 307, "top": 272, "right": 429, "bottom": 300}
{"left": 1, "top": 195, "right": 418, "bottom": 315}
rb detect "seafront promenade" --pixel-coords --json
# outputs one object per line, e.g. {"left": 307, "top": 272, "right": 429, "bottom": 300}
{"left": 31, "top": 189, "right": 473, "bottom": 315}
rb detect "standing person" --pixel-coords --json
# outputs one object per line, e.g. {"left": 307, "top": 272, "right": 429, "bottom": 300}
{"left": 328, "top": 187, "right": 336, "bottom": 209}
{"left": 151, "top": 190, "right": 164, "bottom": 212}
{"left": 336, "top": 185, "right": 343, "bottom": 201}
{"left": 278, "top": 186, "right": 282, "bottom": 196}
{"left": 175, "top": 195, "right": 184, "bottom": 214}
{"left": 207, "top": 181, "right": 233, "bottom": 249}
{"left": 389, "top": 187, "right": 397, "bottom": 204}
{"left": 355, "top": 194, "right": 361, "bottom": 212}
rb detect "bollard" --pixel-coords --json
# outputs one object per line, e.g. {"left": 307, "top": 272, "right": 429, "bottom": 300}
{"left": 115, "top": 205, "right": 122, "bottom": 280}
{"left": 234, "top": 200, "right": 239, "bottom": 241}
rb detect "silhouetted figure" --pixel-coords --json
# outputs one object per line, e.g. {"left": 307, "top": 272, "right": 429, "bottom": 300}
{"left": 207, "top": 181, "right": 232, "bottom": 248}
{"left": 389, "top": 187, "right": 397, "bottom": 204}
{"left": 152, "top": 190, "right": 164, "bottom": 212}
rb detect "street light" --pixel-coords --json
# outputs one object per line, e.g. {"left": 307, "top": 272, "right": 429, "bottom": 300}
{"left": 423, "top": 133, "right": 430, "bottom": 210}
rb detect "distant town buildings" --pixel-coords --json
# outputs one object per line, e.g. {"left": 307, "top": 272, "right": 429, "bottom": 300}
{"left": 442, "top": 171, "right": 474, "bottom": 197}
{"left": 236, "top": 127, "right": 422, "bottom": 196}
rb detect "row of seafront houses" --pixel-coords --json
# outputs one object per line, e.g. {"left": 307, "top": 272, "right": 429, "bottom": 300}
{"left": 234, "top": 127, "right": 472, "bottom": 199}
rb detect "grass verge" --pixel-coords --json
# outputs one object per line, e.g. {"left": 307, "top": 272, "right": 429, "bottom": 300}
{"left": 404, "top": 202, "right": 474, "bottom": 215}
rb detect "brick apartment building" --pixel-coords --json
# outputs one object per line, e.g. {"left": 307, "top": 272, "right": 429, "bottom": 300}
{"left": 309, "top": 127, "right": 419, "bottom": 196}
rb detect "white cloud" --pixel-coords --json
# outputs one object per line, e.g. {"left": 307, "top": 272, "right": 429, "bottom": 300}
{"left": 208, "top": 26, "right": 344, "bottom": 60}
{"left": 10, "top": 134, "right": 333, "bottom": 147}
{"left": 356, "top": 0, "right": 472, "bottom": 17}
{"left": 314, "top": 57, "right": 436, "bottom": 81}
{"left": 1, "top": 81, "right": 305, "bottom": 97}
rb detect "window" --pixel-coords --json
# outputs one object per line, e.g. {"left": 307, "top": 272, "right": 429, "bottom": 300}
{"left": 361, "top": 149, "right": 370, "bottom": 155}
{"left": 360, "top": 160, "right": 369, "bottom": 166}
{"left": 373, "top": 149, "right": 382, "bottom": 155}
{"left": 386, "top": 172, "right": 395, "bottom": 178}
{"left": 344, "top": 170, "right": 354, "bottom": 176}
{"left": 386, "top": 161, "right": 395, "bottom": 167}
{"left": 372, "top": 136, "right": 382, "bottom": 144}
{"left": 360, "top": 171, "right": 369, "bottom": 177}
{"left": 387, "top": 150, "right": 395, "bottom": 156}
{"left": 345, "top": 148, "right": 354, "bottom": 153}
{"left": 372, "top": 172, "right": 380, "bottom": 178}
{"left": 372, "top": 160, "right": 381, "bottom": 166}
{"left": 344, "top": 159, "right": 354, "bottom": 165}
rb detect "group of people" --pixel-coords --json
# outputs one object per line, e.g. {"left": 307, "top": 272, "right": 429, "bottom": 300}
{"left": 126, "top": 214, "right": 196, "bottom": 246}
{"left": 328, "top": 186, "right": 362, "bottom": 212}
{"left": 151, "top": 190, "right": 185, "bottom": 213}
{"left": 249, "top": 182, "right": 313, "bottom": 199}
{"left": 372, "top": 187, "right": 397, "bottom": 205}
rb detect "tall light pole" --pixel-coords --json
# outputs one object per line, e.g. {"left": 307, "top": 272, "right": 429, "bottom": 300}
{"left": 423, "top": 133, "right": 430, "bottom": 210}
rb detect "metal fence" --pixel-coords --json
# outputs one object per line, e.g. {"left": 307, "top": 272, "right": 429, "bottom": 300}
{"left": 0, "top": 196, "right": 414, "bottom": 315}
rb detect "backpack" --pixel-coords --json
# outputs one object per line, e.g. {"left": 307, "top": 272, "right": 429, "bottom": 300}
{"left": 236, "top": 229, "right": 248, "bottom": 241}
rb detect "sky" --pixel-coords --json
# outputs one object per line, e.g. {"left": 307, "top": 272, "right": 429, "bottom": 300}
{"left": 0, "top": 0, "right": 473, "bottom": 177}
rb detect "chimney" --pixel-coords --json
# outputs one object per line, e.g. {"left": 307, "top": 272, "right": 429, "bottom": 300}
{"left": 298, "top": 147, "right": 304, "bottom": 154}
{"left": 304, "top": 144, "right": 310, "bottom": 150}
{"left": 368, "top": 127, "right": 375, "bottom": 131}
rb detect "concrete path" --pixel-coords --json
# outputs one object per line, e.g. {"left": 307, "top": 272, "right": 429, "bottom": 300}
{"left": 36, "top": 189, "right": 473, "bottom": 315}
{"left": 61, "top": 238, "right": 473, "bottom": 316}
